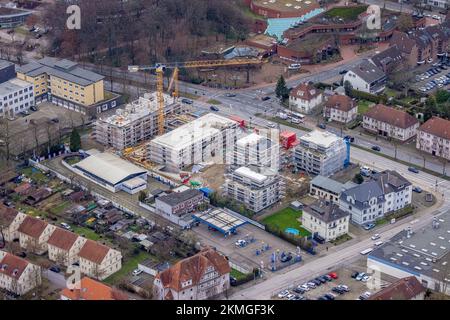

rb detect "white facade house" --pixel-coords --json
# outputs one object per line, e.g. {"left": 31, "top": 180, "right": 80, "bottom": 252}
{"left": 148, "top": 113, "right": 239, "bottom": 172}
{"left": 0, "top": 78, "right": 34, "bottom": 119}
{"left": 416, "top": 117, "right": 450, "bottom": 161}
{"left": 47, "top": 228, "right": 87, "bottom": 267}
{"left": 78, "top": 240, "right": 122, "bottom": 281}
{"left": 233, "top": 132, "right": 280, "bottom": 172}
{"left": 339, "top": 170, "right": 412, "bottom": 225}
{"left": 302, "top": 201, "right": 350, "bottom": 242}
{"left": 154, "top": 248, "right": 230, "bottom": 300}
{"left": 0, "top": 205, "right": 27, "bottom": 242}
{"left": 18, "top": 216, "right": 56, "bottom": 255}
{"left": 222, "top": 166, "right": 285, "bottom": 213}
{"left": 0, "top": 251, "right": 42, "bottom": 296}
{"left": 294, "top": 130, "right": 348, "bottom": 177}
{"left": 363, "top": 104, "right": 420, "bottom": 142}
{"left": 343, "top": 59, "right": 386, "bottom": 94}
{"left": 289, "top": 83, "right": 323, "bottom": 114}
{"left": 323, "top": 95, "right": 357, "bottom": 124}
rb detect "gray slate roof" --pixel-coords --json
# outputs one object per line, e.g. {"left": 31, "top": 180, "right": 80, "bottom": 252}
{"left": 17, "top": 57, "right": 104, "bottom": 86}
{"left": 349, "top": 59, "right": 385, "bottom": 84}
{"left": 157, "top": 189, "right": 203, "bottom": 207}
{"left": 310, "top": 175, "right": 344, "bottom": 195}
{"left": 304, "top": 200, "right": 349, "bottom": 223}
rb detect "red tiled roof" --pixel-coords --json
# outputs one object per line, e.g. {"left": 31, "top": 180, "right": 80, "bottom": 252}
{"left": 418, "top": 117, "right": 450, "bottom": 141}
{"left": 47, "top": 227, "right": 80, "bottom": 251}
{"left": 14, "top": 182, "right": 32, "bottom": 195}
{"left": 78, "top": 240, "right": 110, "bottom": 264}
{"left": 0, "top": 204, "right": 19, "bottom": 226}
{"left": 0, "top": 253, "right": 29, "bottom": 280}
{"left": 290, "top": 83, "right": 321, "bottom": 101}
{"left": 369, "top": 276, "right": 425, "bottom": 300}
{"left": 364, "top": 104, "right": 419, "bottom": 129}
{"left": 18, "top": 216, "right": 48, "bottom": 239}
{"left": 156, "top": 248, "right": 230, "bottom": 292}
{"left": 60, "top": 277, "right": 128, "bottom": 300}
{"left": 325, "top": 95, "right": 356, "bottom": 112}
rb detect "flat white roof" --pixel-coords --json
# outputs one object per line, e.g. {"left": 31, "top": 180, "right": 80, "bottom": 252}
{"left": 235, "top": 166, "right": 267, "bottom": 184}
{"left": 150, "top": 113, "right": 235, "bottom": 151}
{"left": 0, "top": 78, "right": 33, "bottom": 96}
{"left": 75, "top": 152, "right": 147, "bottom": 186}
{"left": 122, "top": 177, "right": 147, "bottom": 189}
{"left": 300, "top": 130, "right": 341, "bottom": 148}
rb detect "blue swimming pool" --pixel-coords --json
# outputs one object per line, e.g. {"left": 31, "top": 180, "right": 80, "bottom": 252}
{"left": 285, "top": 228, "right": 300, "bottom": 236}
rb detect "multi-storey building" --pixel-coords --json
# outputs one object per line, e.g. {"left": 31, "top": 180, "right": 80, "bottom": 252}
{"left": 0, "top": 251, "right": 41, "bottom": 296}
{"left": 148, "top": 113, "right": 239, "bottom": 172}
{"left": 289, "top": 82, "right": 323, "bottom": 114}
{"left": 339, "top": 170, "right": 412, "bottom": 225}
{"left": 0, "top": 204, "right": 26, "bottom": 242}
{"left": 153, "top": 247, "right": 231, "bottom": 300}
{"left": 47, "top": 228, "right": 87, "bottom": 267}
{"left": 323, "top": 94, "right": 357, "bottom": 124}
{"left": 0, "top": 78, "right": 34, "bottom": 119}
{"left": 293, "top": 130, "right": 348, "bottom": 177}
{"left": 416, "top": 117, "right": 450, "bottom": 161}
{"left": 233, "top": 132, "right": 280, "bottom": 172}
{"left": 95, "top": 93, "right": 184, "bottom": 150}
{"left": 18, "top": 216, "right": 56, "bottom": 255}
{"left": 16, "top": 57, "right": 105, "bottom": 112}
{"left": 309, "top": 175, "right": 345, "bottom": 203}
{"left": 78, "top": 240, "right": 122, "bottom": 281}
{"left": 222, "top": 166, "right": 285, "bottom": 213}
{"left": 302, "top": 200, "right": 350, "bottom": 242}
{"left": 343, "top": 59, "right": 386, "bottom": 94}
{"left": 363, "top": 104, "right": 420, "bottom": 142}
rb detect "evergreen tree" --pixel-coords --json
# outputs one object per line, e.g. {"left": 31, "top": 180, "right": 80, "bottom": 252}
{"left": 69, "top": 128, "right": 81, "bottom": 152}
{"left": 275, "top": 75, "right": 288, "bottom": 100}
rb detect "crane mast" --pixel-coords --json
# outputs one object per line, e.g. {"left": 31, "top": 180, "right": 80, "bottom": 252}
{"left": 156, "top": 67, "right": 165, "bottom": 135}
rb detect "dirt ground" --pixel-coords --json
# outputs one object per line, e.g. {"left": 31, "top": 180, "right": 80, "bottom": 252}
{"left": 191, "top": 164, "right": 227, "bottom": 191}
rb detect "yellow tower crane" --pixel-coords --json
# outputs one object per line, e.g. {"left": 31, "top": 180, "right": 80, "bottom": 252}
{"left": 128, "top": 57, "right": 264, "bottom": 136}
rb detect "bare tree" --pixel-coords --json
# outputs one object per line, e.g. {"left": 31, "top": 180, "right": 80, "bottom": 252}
{"left": 0, "top": 118, "right": 12, "bottom": 162}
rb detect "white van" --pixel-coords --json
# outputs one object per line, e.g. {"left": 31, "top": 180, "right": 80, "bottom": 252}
{"left": 360, "top": 248, "right": 373, "bottom": 255}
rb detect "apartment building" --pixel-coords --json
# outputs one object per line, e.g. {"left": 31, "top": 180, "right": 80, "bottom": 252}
{"left": 293, "top": 130, "right": 348, "bottom": 177}
{"left": 343, "top": 59, "right": 386, "bottom": 94}
{"left": 78, "top": 240, "right": 122, "bottom": 280}
{"left": 222, "top": 166, "right": 285, "bottom": 213}
{"left": 323, "top": 94, "right": 357, "bottom": 124}
{"left": 47, "top": 228, "right": 87, "bottom": 267}
{"left": 0, "top": 251, "right": 41, "bottom": 296}
{"left": 309, "top": 175, "right": 345, "bottom": 203}
{"left": 0, "top": 204, "right": 26, "bottom": 242}
{"left": 289, "top": 82, "right": 323, "bottom": 114}
{"left": 154, "top": 247, "right": 231, "bottom": 300}
{"left": 95, "top": 92, "right": 184, "bottom": 150}
{"left": 363, "top": 104, "right": 420, "bottom": 142}
{"left": 18, "top": 216, "right": 56, "bottom": 255}
{"left": 16, "top": 57, "right": 105, "bottom": 111}
{"left": 416, "top": 117, "right": 450, "bottom": 161}
{"left": 0, "top": 78, "right": 34, "bottom": 119}
{"left": 148, "top": 113, "right": 239, "bottom": 172}
{"left": 369, "top": 45, "right": 404, "bottom": 74}
{"left": 339, "top": 170, "right": 412, "bottom": 225}
{"left": 233, "top": 132, "right": 280, "bottom": 172}
{"left": 302, "top": 200, "right": 350, "bottom": 242}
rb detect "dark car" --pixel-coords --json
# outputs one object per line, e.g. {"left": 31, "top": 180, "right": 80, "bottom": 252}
{"left": 323, "top": 275, "right": 332, "bottom": 282}
{"left": 317, "top": 277, "right": 327, "bottom": 284}
{"left": 408, "top": 167, "right": 419, "bottom": 174}
{"left": 261, "top": 96, "right": 271, "bottom": 101}
{"left": 50, "top": 266, "right": 61, "bottom": 273}
{"left": 339, "top": 69, "right": 348, "bottom": 75}
{"left": 51, "top": 118, "right": 59, "bottom": 123}
{"left": 317, "top": 123, "right": 326, "bottom": 130}
{"left": 317, "top": 296, "right": 328, "bottom": 300}
{"left": 293, "top": 287, "right": 305, "bottom": 294}
{"left": 364, "top": 223, "right": 376, "bottom": 230}
{"left": 413, "top": 186, "right": 423, "bottom": 193}
{"left": 371, "top": 145, "right": 381, "bottom": 152}
{"left": 351, "top": 271, "right": 359, "bottom": 279}
{"left": 312, "top": 279, "right": 322, "bottom": 286}
{"left": 280, "top": 254, "right": 292, "bottom": 263}
{"left": 225, "top": 93, "right": 236, "bottom": 97}
{"left": 344, "top": 135, "right": 355, "bottom": 143}
{"left": 210, "top": 106, "right": 219, "bottom": 112}
{"left": 30, "top": 106, "right": 38, "bottom": 112}
{"left": 332, "top": 287, "right": 345, "bottom": 294}
{"left": 324, "top": 293, "right": 335, "bottom": 300}
{"left": 181, "top": 98, "right": 193, "bottom": 105}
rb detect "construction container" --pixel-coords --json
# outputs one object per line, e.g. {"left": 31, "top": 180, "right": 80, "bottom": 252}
{"left": 280, "top": 131, "right": 296, "bottom": 149}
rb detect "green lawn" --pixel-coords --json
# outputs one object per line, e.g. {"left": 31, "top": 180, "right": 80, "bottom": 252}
{"left": 49, "top": 201, "right": 71, "bottom": 215}
{"left": 207, "top": 99, "right": 222, "bottom": 105}
{"left": 16, "top": 204, "right": 48, "bottom": 218}
{"left": 21, "top": 167, "right": 49, "bottom": 184}
{"left": 71, "top": 225, "right": 101, "bottom": 241}
{"left": 262, "top": 208, "right": 311, "bottom": 237}
{"left": 358, "top": 100, "right": 372, "bottom": 114}
{"left": 104, "top": 251, "right": 154, "bottom": 285}
{"left": 324, "top": 6, "right": 368, "bottom": 21}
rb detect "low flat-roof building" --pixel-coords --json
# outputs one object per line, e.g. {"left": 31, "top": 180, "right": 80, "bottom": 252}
{"left": 71, "top": 151, "right": 147, "bottom": 194}
{"left": 148, "top": 113, "right": 239, "bottom": 172}
{"left": 309, "top": 175, "right": 345, "bottom": 203}
{"left": 302, "top": 200, "right": 350, "bottom": 242}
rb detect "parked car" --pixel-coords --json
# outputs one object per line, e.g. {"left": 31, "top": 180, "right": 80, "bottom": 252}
{"left": 408, "top": 167, "right": 419, "bottom": 173}
{"left": 356, "top": 272, "right": 366, "bottom": 281}
{"left": 351, "top": 271, "right": 359, "bottom": 279}
{"left": 293, "top": 287, "right": 305, "bottom": 294}
{"left": 225, "top": 93, "right": 236, "bottom": 97}
{"left": 323, "top": 275, "right": 332, "bottom": 281}
{"left": 359, "top": 291, "right": 372, "bottom": 300}
{"left": 60, "top": 222, "right": 71, "bottom": 230}
{"left": 300, "top": 284, "right": 310, "bottom": 291}
{"left": 307, "top": 282, "right": 317, "bottom": 289}
{"left": 50, "top": 266, "right": 61, "bottom": 273}
{"left": 132, "top": 269, "right": 143, "bottom": 276}
{"left": 361, "top": 275, "right": 371, "bottom": 282}
{"left": 317, "top": 276, "right": 328, "bottom": 283}
{"left": 286, "top": 293, "right": 296, "bottom": 300}
{"left": 332, "top": 287, "right": 345, "bottom": 294}
{"left": 413, "top": 186, "right": 423, "bottom": 193}
{"left": 364, "top": 223, "right": 376, "bottom": 231}
{"left": 288, "top": 63, "right": 301, "bottom": 70}
{"left": 371, "top": 145, "right": 381, "bottom": 152}
{"left": 338, "top": 284, "right": 350, "bottom": 292}
{"left": 235, "top": 239, "right": 247, "bottom": 247}
{"left": 324, "top": 293, "right": 336, "bottom": 300}
{"left": 312, "top": 279, "right": 322, "bottom": 286}
{"left": 317, "top": 123, "right": 326, "bottom": 129}
{"left": 328, "top": 272, "right": 338, "bottom": 279}
{"left": 278, "top": 290, "right": 290, "bottom": 298}
{"left": 374, "top": 241, "right": 384, "bottom": 247}
{"left": 261, "top": 96, "right": 271, "bottom": 101}
{"left": 371, "top": 234, "right": 380, "bottom": 241}
{"left": 181, "top": 98, "right": 193, "bottom": 104}
{"left": 339, "top": 69, "right": 348, "bottom": 75}
{"left": 266, "top": 121, "right": 276, "bottom": 128}
{"left": 210, "top": 105, "right": 219, "bottom": 112}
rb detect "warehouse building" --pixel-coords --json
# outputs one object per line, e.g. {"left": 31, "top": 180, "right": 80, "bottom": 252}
{"left": 233, "top": 132, "right": 280, "bottom": 172}
{"left": 148, "top": 113, "right": 239, "bottom": 172}
{"left": 71, "top": 151, "right": 147, "bottom": 194}
{"left": 95, "top": 93, "right": 184, "bottom": 150}
{"left": 222, "top": 166, "right": 285, "bottom": 213}
{"left": 294, "top": 130, "right": 349, "bottom": 177}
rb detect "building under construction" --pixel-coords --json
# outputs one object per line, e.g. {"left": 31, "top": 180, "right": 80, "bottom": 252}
{"left": 148, "top": 113, "right": 240, "bottom": 172}
{"left": 95, "top": 93, "right": 184, "bottom": 150}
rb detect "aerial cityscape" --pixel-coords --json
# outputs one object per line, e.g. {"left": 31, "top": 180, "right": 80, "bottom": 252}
{"left": 0, "top": 0, "right": 450, "bottom": 305}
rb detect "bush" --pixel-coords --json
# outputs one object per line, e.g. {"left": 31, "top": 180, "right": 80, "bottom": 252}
{"left": 349, "top": 89, "right": 386, "bottom": 104}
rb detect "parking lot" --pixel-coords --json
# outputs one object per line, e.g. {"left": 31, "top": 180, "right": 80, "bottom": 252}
{"left": 275, "top": 259, "right": 396, "bottom": 301}
{"left": 414, "top": 60, "right": 450, "bottom": 93}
